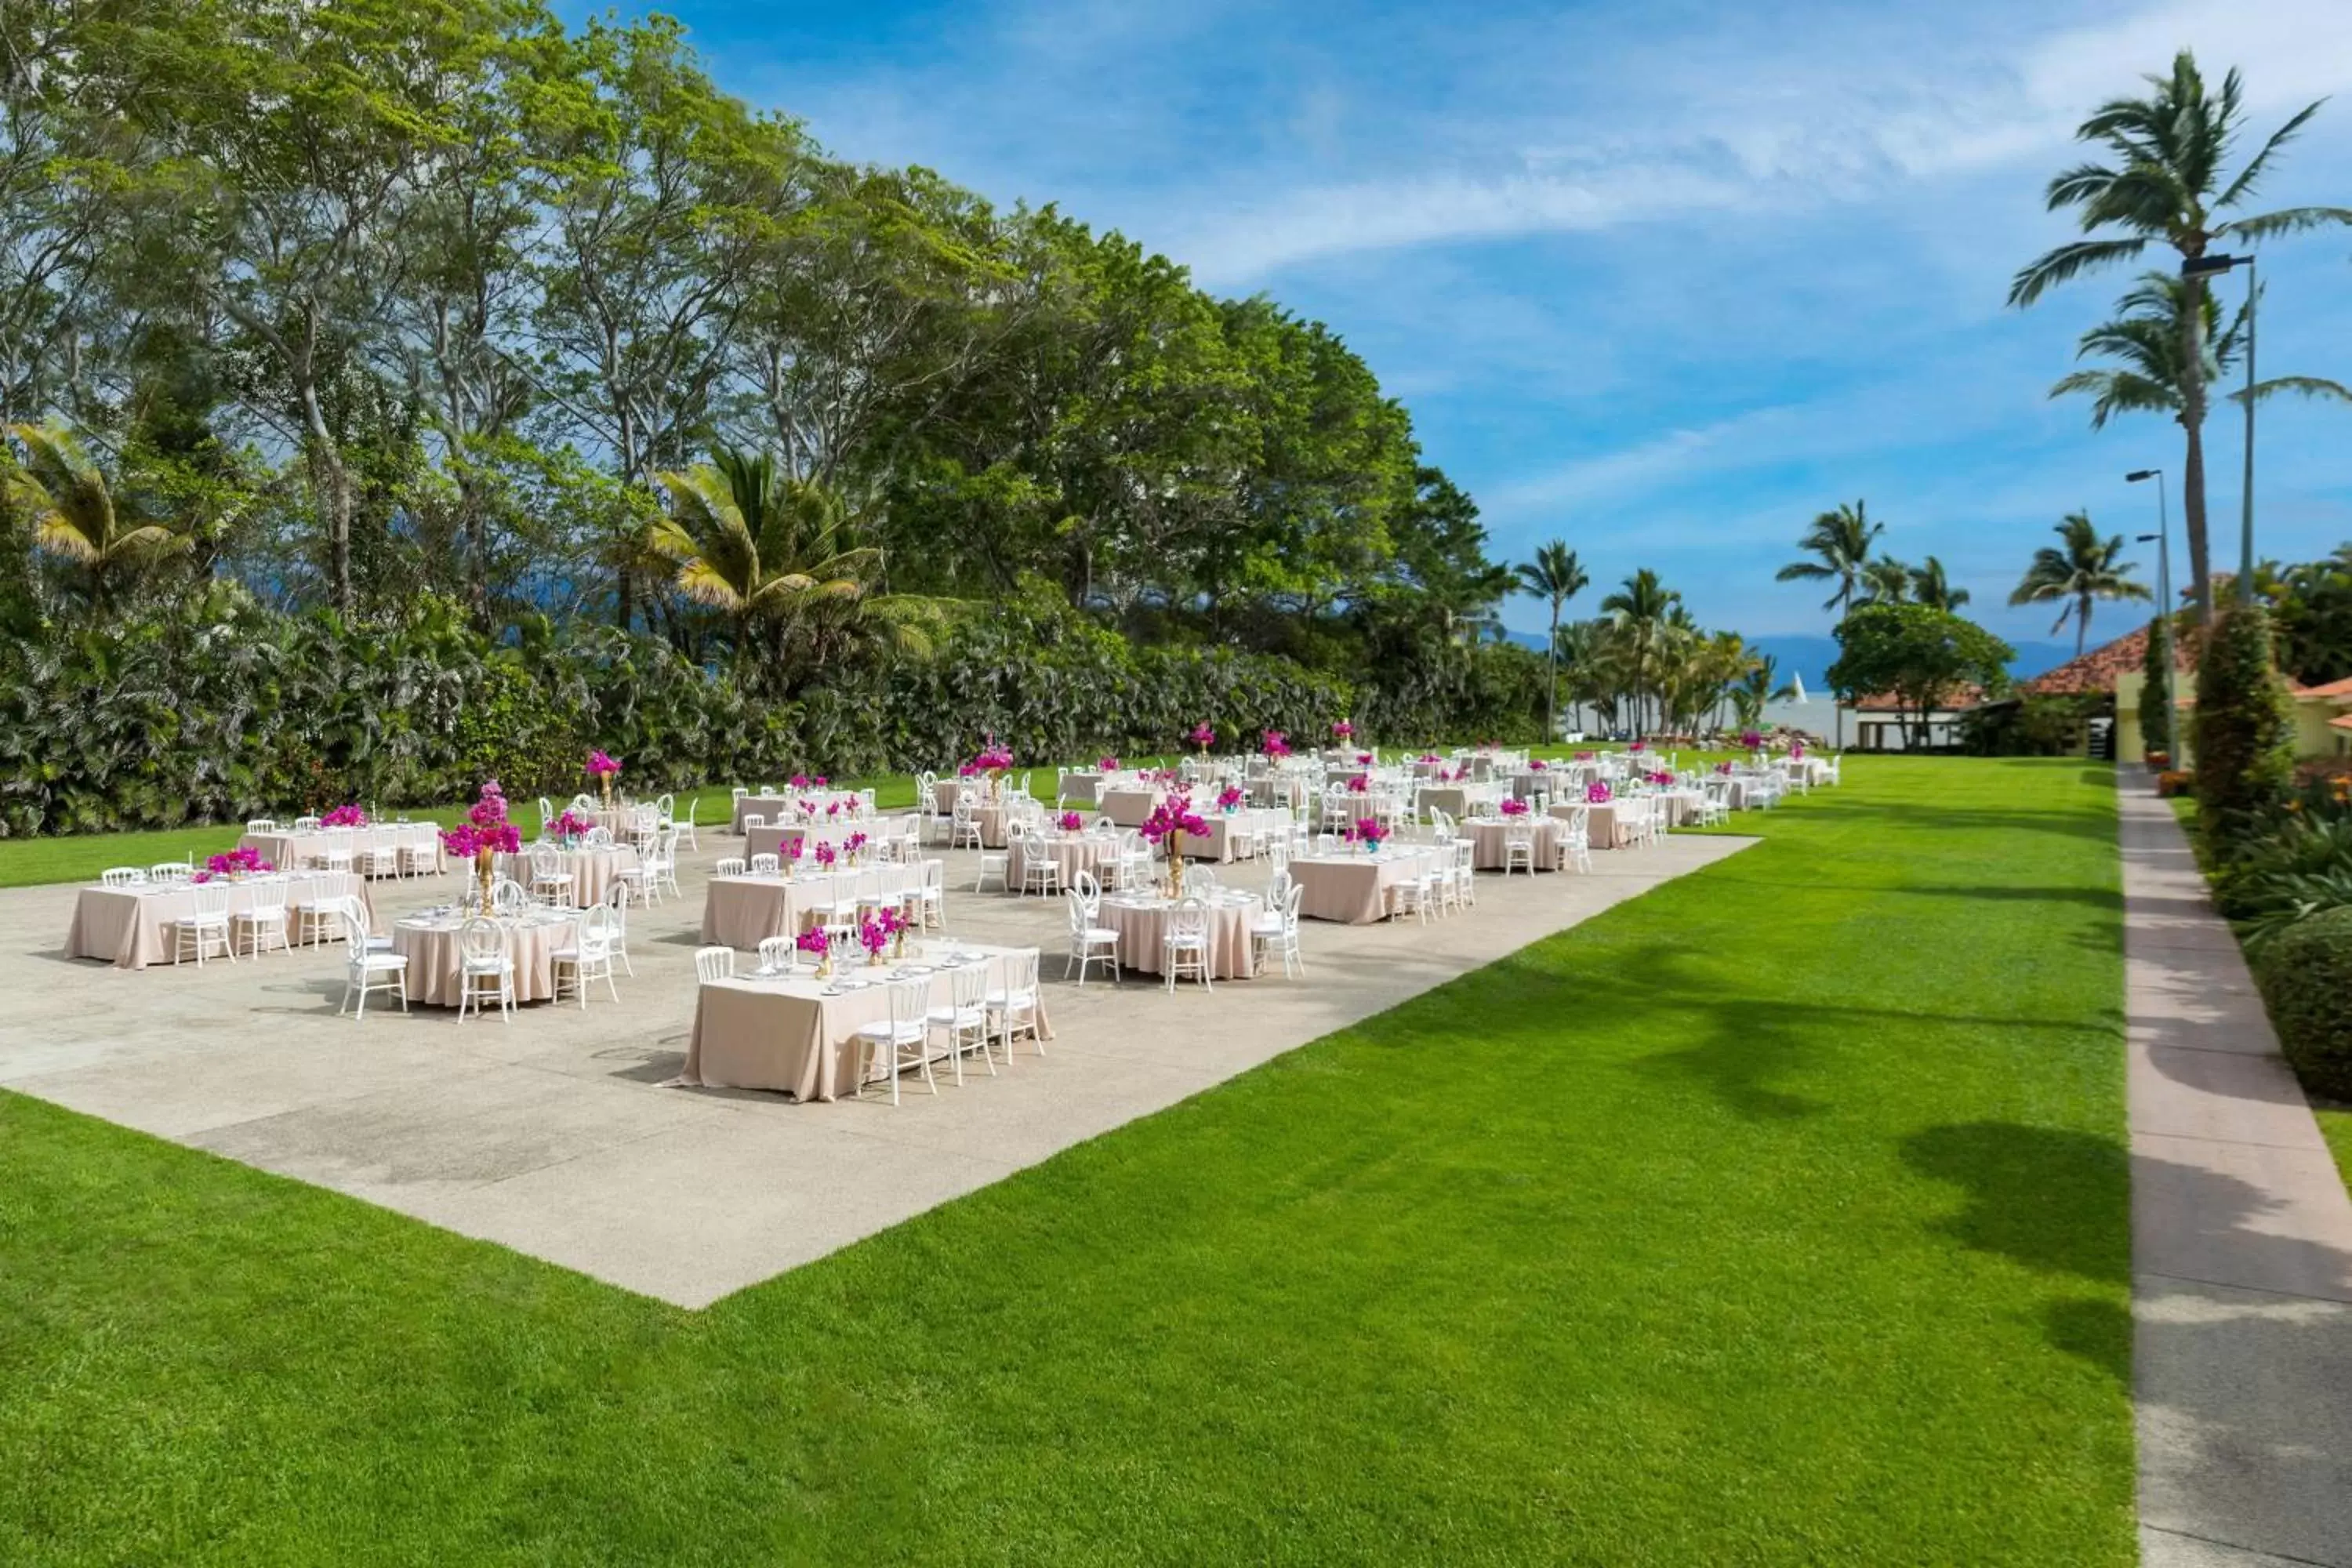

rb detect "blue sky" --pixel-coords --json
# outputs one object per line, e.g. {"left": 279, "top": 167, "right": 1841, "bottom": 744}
{"left": 557, "top": 0, "right": 2352, "bottom": 646}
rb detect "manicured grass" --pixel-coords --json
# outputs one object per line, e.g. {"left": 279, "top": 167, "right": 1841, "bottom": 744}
{"left": 0, "top": 757, "right": 2132, "bottom": 1563}
{"left": 2317, "top": 1106, "right": 2352, "bottom": 1195}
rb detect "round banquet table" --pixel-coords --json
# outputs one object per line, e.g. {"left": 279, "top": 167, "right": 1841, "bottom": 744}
{"left": 1095, "top": 894, "right": 1260, "bottom": 978}
{"left": 1462, "top": 815, "right": 1566, "bottom": 870}
{"left": 392, "top": 909, "right": 580, "bottom": 1007}
{"left": 497, "top": 844, "right": 641, "bottom": 909}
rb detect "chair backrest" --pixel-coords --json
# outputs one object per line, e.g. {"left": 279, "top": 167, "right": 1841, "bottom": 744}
{"left": 953, "top": 795, "right": 974, "bottom": 824}
{"left": 1283, "top": 880, "right": 1305, "bottom": 927}
{"left": 1187, "top": 866, "right": 1219, "bottom": 897}
{"left": 714, "top": 856, "right": 747, "bottom": 878}
{"left": 191, "top": 880, "right": 231, "bottom": 916}
{"left": 575, "top": 902, "right": 611, "bottom": 952}
{"left": 603, "top": 879, "right": 630, "bottom": 929}
{"left": 756, "top": 935, "right": 793, "bottom": 969}
{"left": 149, "top": 861, "right": 191, "bottom": 883}
{"left": 531, "top": 841, "right": 560, "bottom": 874}
{"left": 1266, "top": 869, "right": 1293, "bottom": 912}
{"left": 1065, "top": 889, "right": 1091, "bottom": 935}
{"left": 101, "top": 866, "right": 147, "bottom": 887}
{"left": 336, "top": 900, "right": 372, "bottom": 951}
{"left": 920, "top": 858, "right": 944, "bottom": 893}
{"left": 294, "top": 815, "right": 321, "bottom": 830}
{"left": 1170, "top": 896, "right": 1207, "bottom": 935}
{"left": 742, "top": 813, "right": 766, "bottom": 832}
{"left": 246, "top": 818, "right": 276, "bottom": 832}
{"left": 247, "top": 875, "right": 289, "bottom": 914}
{"left": 1073, "top": 867, "right": 1100, "bottom": 906}
{"left": 750, "top": 853, "right": 780, "bottom": 875}
{"left": 885, "top": 975, "right": 928, "bottom": 1031}
{"left": 492, "top": 878, "right": 529, "bottom": 915}
{"left": 460, "top": 916, "right": 502, "bottom": 960}
{"left": 1004, "top": 947, "right": 1040, "bottom": 997}
{"left": 695, "top": 946, "right": 735, "bottom": 982}
{"left": 950, "top": 963, "right": 986, "bottom": 1009}
{"left": 732, "top": 786, "right": 749, "bottom": 800}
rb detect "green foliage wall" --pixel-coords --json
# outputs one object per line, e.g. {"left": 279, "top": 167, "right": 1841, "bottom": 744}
{"left": 2192, "top": 604, "right": 2297, "bottom": 855}
{"left": 0, "top": 590, "right": 1537, "bottom": 837}
{"left": 2138, "top": 615, "right": 2174, "bottom": 760}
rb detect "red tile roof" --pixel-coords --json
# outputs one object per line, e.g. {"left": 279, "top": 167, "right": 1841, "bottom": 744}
{"left": 1849, "top": 685, "right": 1989, "bottom": 713}
{"left": 2020, "top": 622, "right": 2201, "bottom": 697}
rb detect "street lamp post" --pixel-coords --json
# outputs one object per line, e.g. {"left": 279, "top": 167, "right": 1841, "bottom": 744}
{"left": 2182, "top": 253, "right": 2257, "bottom": 604}
{"left": 2129, "top": 468, "right": 2181, "bottom": 766}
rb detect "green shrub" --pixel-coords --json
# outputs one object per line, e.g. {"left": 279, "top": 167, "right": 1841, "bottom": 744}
{"left": 2252, "top": 904, "right": 2352, "bottom": 1101}
{"left": 2194, "top": 604, "right": 2297, "bottom": 857}
{"left": 2139, "top": 614, "right": 2175, "bottom": 761}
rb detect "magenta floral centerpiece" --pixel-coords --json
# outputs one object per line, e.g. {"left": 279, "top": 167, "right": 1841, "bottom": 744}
{"left": 193, "top": 846, "right": 275, "bottom": 884}
{"left": 1098, "top": 755, "right": 1121, "bottom": 771}
{"left": 1791, "top": 741, "right": 1807, "bottom": 760}
{"left": 1261, "top": 730, "right": 1290, "bottom": 759}
{"left": 796, "top": 925, "right": 833, "bottom": 978}
{"left": 587, "top": 749, "right": 622, "bottom": 809}
{"left": 789, "top": 773, "right": 811, "bottom": 789}
{"left": 1189, "top": 722, "right": 1215, "bottom": 754}
{"left": 814, "top": 840, "right": 837, "bottom": 872}
{"left": 1529, "top": 759, "right": 1548, "bottom": 773}
{"left": 549, "top": 808, "right": 595, "bottom": 845}
{"left": 1715, "top": 760, "right": 1736, "bottom": 776}
{"left": 1058, "top": 810, "right": 1084, "bottom": 833}
{"left": 1574, "top": 750, "right": 1596, "bottom": 761}
{"left": 1628, "top": 740, "right": 1646, "bottom": 754}
{"left": 320, "top": 804, "right": 368, "bottom": 828}
{"left": 1331, "top": 719, "right": 1354, "bottom": 741}
{"left": 1345, "top": 773, "right": 1370, "bottom": 795}
{"left": 968, "top": 735, "right": 1015, "bottom": 799}
{"left": 1649, "top": 769, "right": 1675, "bottom": 787}
{"left": 1586, "top": 780, "right": 1613, "bottom": 804}
{"left": 1739, "top": 729, "right": 1764, "bottom": 753}
{"left": 858, "top": 909, "right": 899, "bottom": 967}
{"left": 1352, "top": 815, "right": 1387, "bottom": 854}
{"left": 785, "top": 837, "right": 806, "bottom": 873}
{"left": 1499, "top": 797, "right": 1530, "bottom": 818}
{"left": 441, "top": 780, "right": 521, "bottom": 913}
{"left": 843, "top": 830, "right": 869, "bottom": 866}
{"left": 1216, "top": 786, "right": 1245, "bottom": 814}
{"left": 1139, "top": 794, "right": 1211, "bottom": 897}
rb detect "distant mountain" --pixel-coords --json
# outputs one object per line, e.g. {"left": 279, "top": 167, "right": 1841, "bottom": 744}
{"left": 1501, "top": 630, "right": 2078, "bottom": 686}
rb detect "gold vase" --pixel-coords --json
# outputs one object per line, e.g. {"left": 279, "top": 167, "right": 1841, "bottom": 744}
{"left": 815, "top": 948, "right": 833, "bottom": 981}
{"left": 1168, "top": 829, "right": 1185, "bottom": 900}
{"left": 600, "top": 775, "right": 614, "bottom": 811}
{"left": 475, "top": 844, "right": 495, "bottom": 915}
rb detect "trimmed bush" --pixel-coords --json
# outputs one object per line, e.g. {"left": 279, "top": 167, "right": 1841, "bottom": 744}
{"left": 2193, "top": 604, "right": 2297, "bottom": 856}
{"left": 2251, "top": 903, "right": 2352, "bottom": 1101}
{"left": 2139, "top": 614, "right": 2174, "bottom": 761}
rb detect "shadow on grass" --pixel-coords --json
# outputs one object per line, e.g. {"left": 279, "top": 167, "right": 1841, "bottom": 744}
{"left": 1831, "top": 799, "right": 2117, "bottom": 846}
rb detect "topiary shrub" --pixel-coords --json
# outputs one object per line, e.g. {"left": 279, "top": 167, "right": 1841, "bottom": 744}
{"left": 2250, "top": 903, "right": 2352, "bottom": 1101}
{"left": 2194, "top": 604, "right": 2297, "bottom": 858}
{"left": 2139, "top": 613, "right": 2175, "bottom": 761}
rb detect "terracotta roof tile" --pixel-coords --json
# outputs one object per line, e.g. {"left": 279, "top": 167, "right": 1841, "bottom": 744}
{"left": 2020, "top": 622, "right": 2201, "bottom": 697}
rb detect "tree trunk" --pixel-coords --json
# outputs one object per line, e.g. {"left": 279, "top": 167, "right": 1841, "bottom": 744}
{"left": 1544, "top": 609, "right": 1559, "bottom": 739}
{"left": 2180, "top": 278, "right": 2214, "bottom": 625}
{"left": 297, "top": 379, "right": 353, "bottom": 616}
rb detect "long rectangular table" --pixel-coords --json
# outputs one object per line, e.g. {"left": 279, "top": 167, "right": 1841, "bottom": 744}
{"left": 684, "top": 943, "right": 1051, "bottom": 1100}
{"left": 1288, "top": 848, "right": 1449, "bottom": 924}
{"left": 699, "top": 867, "right": 918, "bottom": 949}
{"left": 67, "top": 873, "right": 375, "bottom": 969}
{"left": 240, "top": 822, "right": 441, "bottom": 874}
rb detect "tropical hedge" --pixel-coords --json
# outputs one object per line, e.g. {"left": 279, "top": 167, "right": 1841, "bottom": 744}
{"left": 0, "top": 585, "right": 1546, "bottom": 837}
{"left": 2193, "top": 604, "right": 2297, "bottom": 854}
{"left": 2252, "top": 904, "right": 2352, "bottom": 1101}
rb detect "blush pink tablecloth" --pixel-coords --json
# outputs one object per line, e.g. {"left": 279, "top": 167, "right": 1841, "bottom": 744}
{"left": 1098, "top": 787, "right": 1167, "bottom": 828}
{"left": 496, "top": 844, "right": 641, "bottom": 909}
{"left": 1288, "top": 848, "right": 1447, "bottom": 924}
{"left": 683, "top": 944, "right": 1052, "bottom": 1099}
{"left": 241, "top": 823, "right": 442, "bottom": 874}
{"left": 1462, "top": 817, "right": 1565, "bottom": 871}
{"left": 1007, "top": 833, "right": 1124, "bottom": 893}
{"left": 390, "top": 910, "right": 579, "bottom": 1007}
{"left": 747, "top": 817, "right": 916, "bottom": 864}
{"left": 1183, "top": 809, "right": 1284, "bottom": 862}
{"left": 699, "top": 868, "right": 919, "bottom": 949}
{"left": 1094, "top": 895, "right": 1259, "bottom": 978}
{"left": 67, "top": 873, "right": 377, "bottom": 969}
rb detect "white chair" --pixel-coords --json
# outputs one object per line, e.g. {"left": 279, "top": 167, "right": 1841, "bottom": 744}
{"left": 855, "top": 976, "right": 936, "bottom": 1104}
{"left": 975, "top": 838, "right": 1010, "bottom": 894}
{"left": 1250, "top": 882, "right": 1304, "bottom": 978}
{"left": 749, "top": 852, "right": 781, "bottom": 875}
{"left": 910, "top": 858, "right": 946, "bottom": 930}
{"left": 714, "top": 856, "right": 748, "bottom": 878}
{"left": 456, "top": 918, "right": 514, "bottom": 1022}
{"left": 147, "top": 862, "right": 191, "bottom": 884}
{"left": 1162, "top": 897, "right": 1212, "bottom": 992}
{"left": 950, "top": 797, "right": 983, "bottom": 852}
{"left": 695, "top": 946, "right": 735, "bottom": 983}
{"left": 756, "top": 935, "right": 796, "bottom": 971}
{"left": 245, "top": 818, "right": 277, "bottom": 833}
{"left": 528, "top": 843, "right": 576, "bottom": 906}
{"left": 293, "top": 815, "right": 322, "bottom": 832}
{"left": 1389, "top": 858, "right": 1436, "bottom": 925}
{"left": 983, "top": 949, "right": 1044, "bottom": 1062}
{"left": 651, "top": 828, "right": 682, "bottom": 902}
{"left": 101, "top": 866, "right": 147, "bottom": 887}
{"left": 1018, "top": 833, "right": 1065, "bottom": 899}
{"left": 169, "top": 880, "right": 235, "bottom": 965}
{"left": 1065, "top": 890, "right": 1120, "bottom": 985}
{"left": 337, "top": 906, "right": 408, "bottom": 1018}
{"left": 491, "top": 877, "right": 530, "bottom": 916}
{"left": 551, "top": 904, "right": 620, "bottom": 1008}
{"left": 1502, "top": 819, "right": 1537, "bottom": 877}
{"left": 673, "top": 797, "right": 699, "bottom": 850}
{"left": 601, "top": 883, "right": 636, "bottom": 976}
{"left": 927, "top": 965, "right": 993, "bottom": 1085}
{"left": 1451, "top": 840, "right": 1479, "bottom": 909}
{"left": 1555, "top": 807, "right": 1594, "bottom": 874}
{"left": 230, "top": 876, "right": 291, "bottom": 956}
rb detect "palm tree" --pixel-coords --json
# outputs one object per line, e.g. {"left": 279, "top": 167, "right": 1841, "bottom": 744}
{"left": 2009, "top": 50, "right": 2352, "bottom": 622}
{"left": 649, "top": 446, "right": 926, "bottom": 681}
{"left": 2009, "top": 510, "right": 2154, "bottom": 656}
{"left": 1776, "top": 500, "right": 1884, "bottom": 615}
{"left": 2053, "top": 269, "right": 2349, "bottom": 435}
{"left": 1860, "top": 556, "right": 1912, "bottom": 604}
{"left": 1512, "top": 541, "right": 1588, "bottom": 742}
{"left": 4, "top": 422, "right": 191, "bottom": 617}
{"left": 1599, "top": 568, "right": 1679, "bottom": 736}
{"left": 1911, "top": 556, "right": 1970, "bottom": 611}
{"left": 1730, "top": 653, "right": 1800, "bottom": 730}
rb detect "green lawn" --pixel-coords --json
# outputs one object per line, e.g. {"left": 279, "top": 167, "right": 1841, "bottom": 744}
{"left": 0, "top": 756, "right": 2132, "bottom": 1563}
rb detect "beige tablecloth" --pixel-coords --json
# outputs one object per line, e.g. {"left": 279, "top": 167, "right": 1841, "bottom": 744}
{"left": 497, "top": 844, "right": 641, "bottom": 909}
{"left": 392, "top": 911, "right": 579, "bottom": 1007}
{"left": 1185, "top": 809, "right": 1284, "bottom": 862}
{"left": 1289, "top": 848, "right": 1446, "bottom": 924}
{"left": 1058, "top": 772, "right": 1105, "bottom": 805}
{"left": 1414, "top": 783, "right": 1502, "bottom": 820}
{"left": 1007, "top": 833, "right": 1123, "bottom": 893}
{"left": 683, "top": 945, "right": 1053, "bottom": 1099}
{"left": 1096, "top": 895, "right": 1259, "bottom": 978}
{"left": 1099, "top": 787, "right": 1167, "bottom": 828}
{"left": 699, "top": 868, "right": 917, "bottom": 949}
{"left": 67, "top": 873, "right": 376, "bottom": 970}
{"left": 241, "top": 823, "right": 441, "bottom": 873}
{"left": 748, "top": 817, "right": 915, "bottom": 864}
{"left": 1552, "top": 800, "right": 1646, "bottom": 848}
{"left": 1464, "top": 816, "right": 1565, "bottom": 871}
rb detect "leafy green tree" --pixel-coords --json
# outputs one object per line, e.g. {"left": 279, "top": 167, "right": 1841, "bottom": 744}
{"left": 1512, "top": 540, "right": 1587, "bottom": 740}
{"left": 1828, "top": 603, "right": 2014, "bottom": 750}
{"left": 1860, "top": 557, "right": 1911, "bottom": 604}
{"left": 2139, "top": 613, "right": 2177, "bottom": 761}
{"left": 2193, "top": 602, "right": 2297, "bottom": 853}
{"left": 5, "top": 422, "right": 191, "bottom": 616}
{"left": 1599, "top": 568, "right": 1679, "bottom": 736}
{"left": 2271, "top": 546, "right": 2352, "bottom": 685}
{"left": 2009, "top": 49, "right": 2352, "bottom": 622}
{"left": 2008, "top": 510, "right": 2152, "bottom": 656}
{"left": 1911, "top": 556, "right": 1969, "bottom": 611}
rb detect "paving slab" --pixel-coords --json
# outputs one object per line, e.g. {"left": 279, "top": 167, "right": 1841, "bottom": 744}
{"left": 1, "top": 817, "right": 1752, "bottom": 1307}
{"left": 2121, "top": 771, "right": 2352, "bottom": 1564}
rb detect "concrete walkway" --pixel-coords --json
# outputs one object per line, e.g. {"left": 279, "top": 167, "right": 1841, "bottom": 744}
{"left": 2, "top": 828, "right": 1751, "bottom": 1308}
{"left": 2122, "top": 776, "right": 2352, "bottom": 1567}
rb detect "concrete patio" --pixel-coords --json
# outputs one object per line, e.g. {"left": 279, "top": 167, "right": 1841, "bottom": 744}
{"left": 1, "top": 827, "right": 1753, "bottom": 1308}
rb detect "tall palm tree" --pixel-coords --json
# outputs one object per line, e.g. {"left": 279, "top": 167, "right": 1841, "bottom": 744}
{"left": 2053, "top": 270, "right": 2349, "bottom": 433}
{"left": 1599, "top": 568, "right": 1679, "bottom": 736}
{"left": 1776, "top": 499, "right": 1884, "bottom": 616}
{"left": 1730, "top": 653, "right": 1800, "bottom": 729}
{"left": 1512, "top": 541, "right": 1587, "bottom": 741}
{"left": 1912, "top": 555, "right": 1971, "bottom": 611}
{"left": 2009, "top": 510, "right": 2154, "bottom": 656}
{"left": 649, "top": 446, "right": 925, "bottom": 680}
{"left": 4, "top": 422, "right": 191, "bottom": 617}
{"left": 2009, "top": 50, "right": 2352, "bottom": 622}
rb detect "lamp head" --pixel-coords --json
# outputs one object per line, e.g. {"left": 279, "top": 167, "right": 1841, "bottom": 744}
{"left": 2182, "top": 254, "right": 2245, "bottom": 279}
{"left": 2125, "top": 469, "right": 2160, "bottom": 483}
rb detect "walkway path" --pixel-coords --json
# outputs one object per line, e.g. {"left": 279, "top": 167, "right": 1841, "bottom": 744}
{"left": 2122, "top": 777, "right": 2352, "bottom": 1567}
